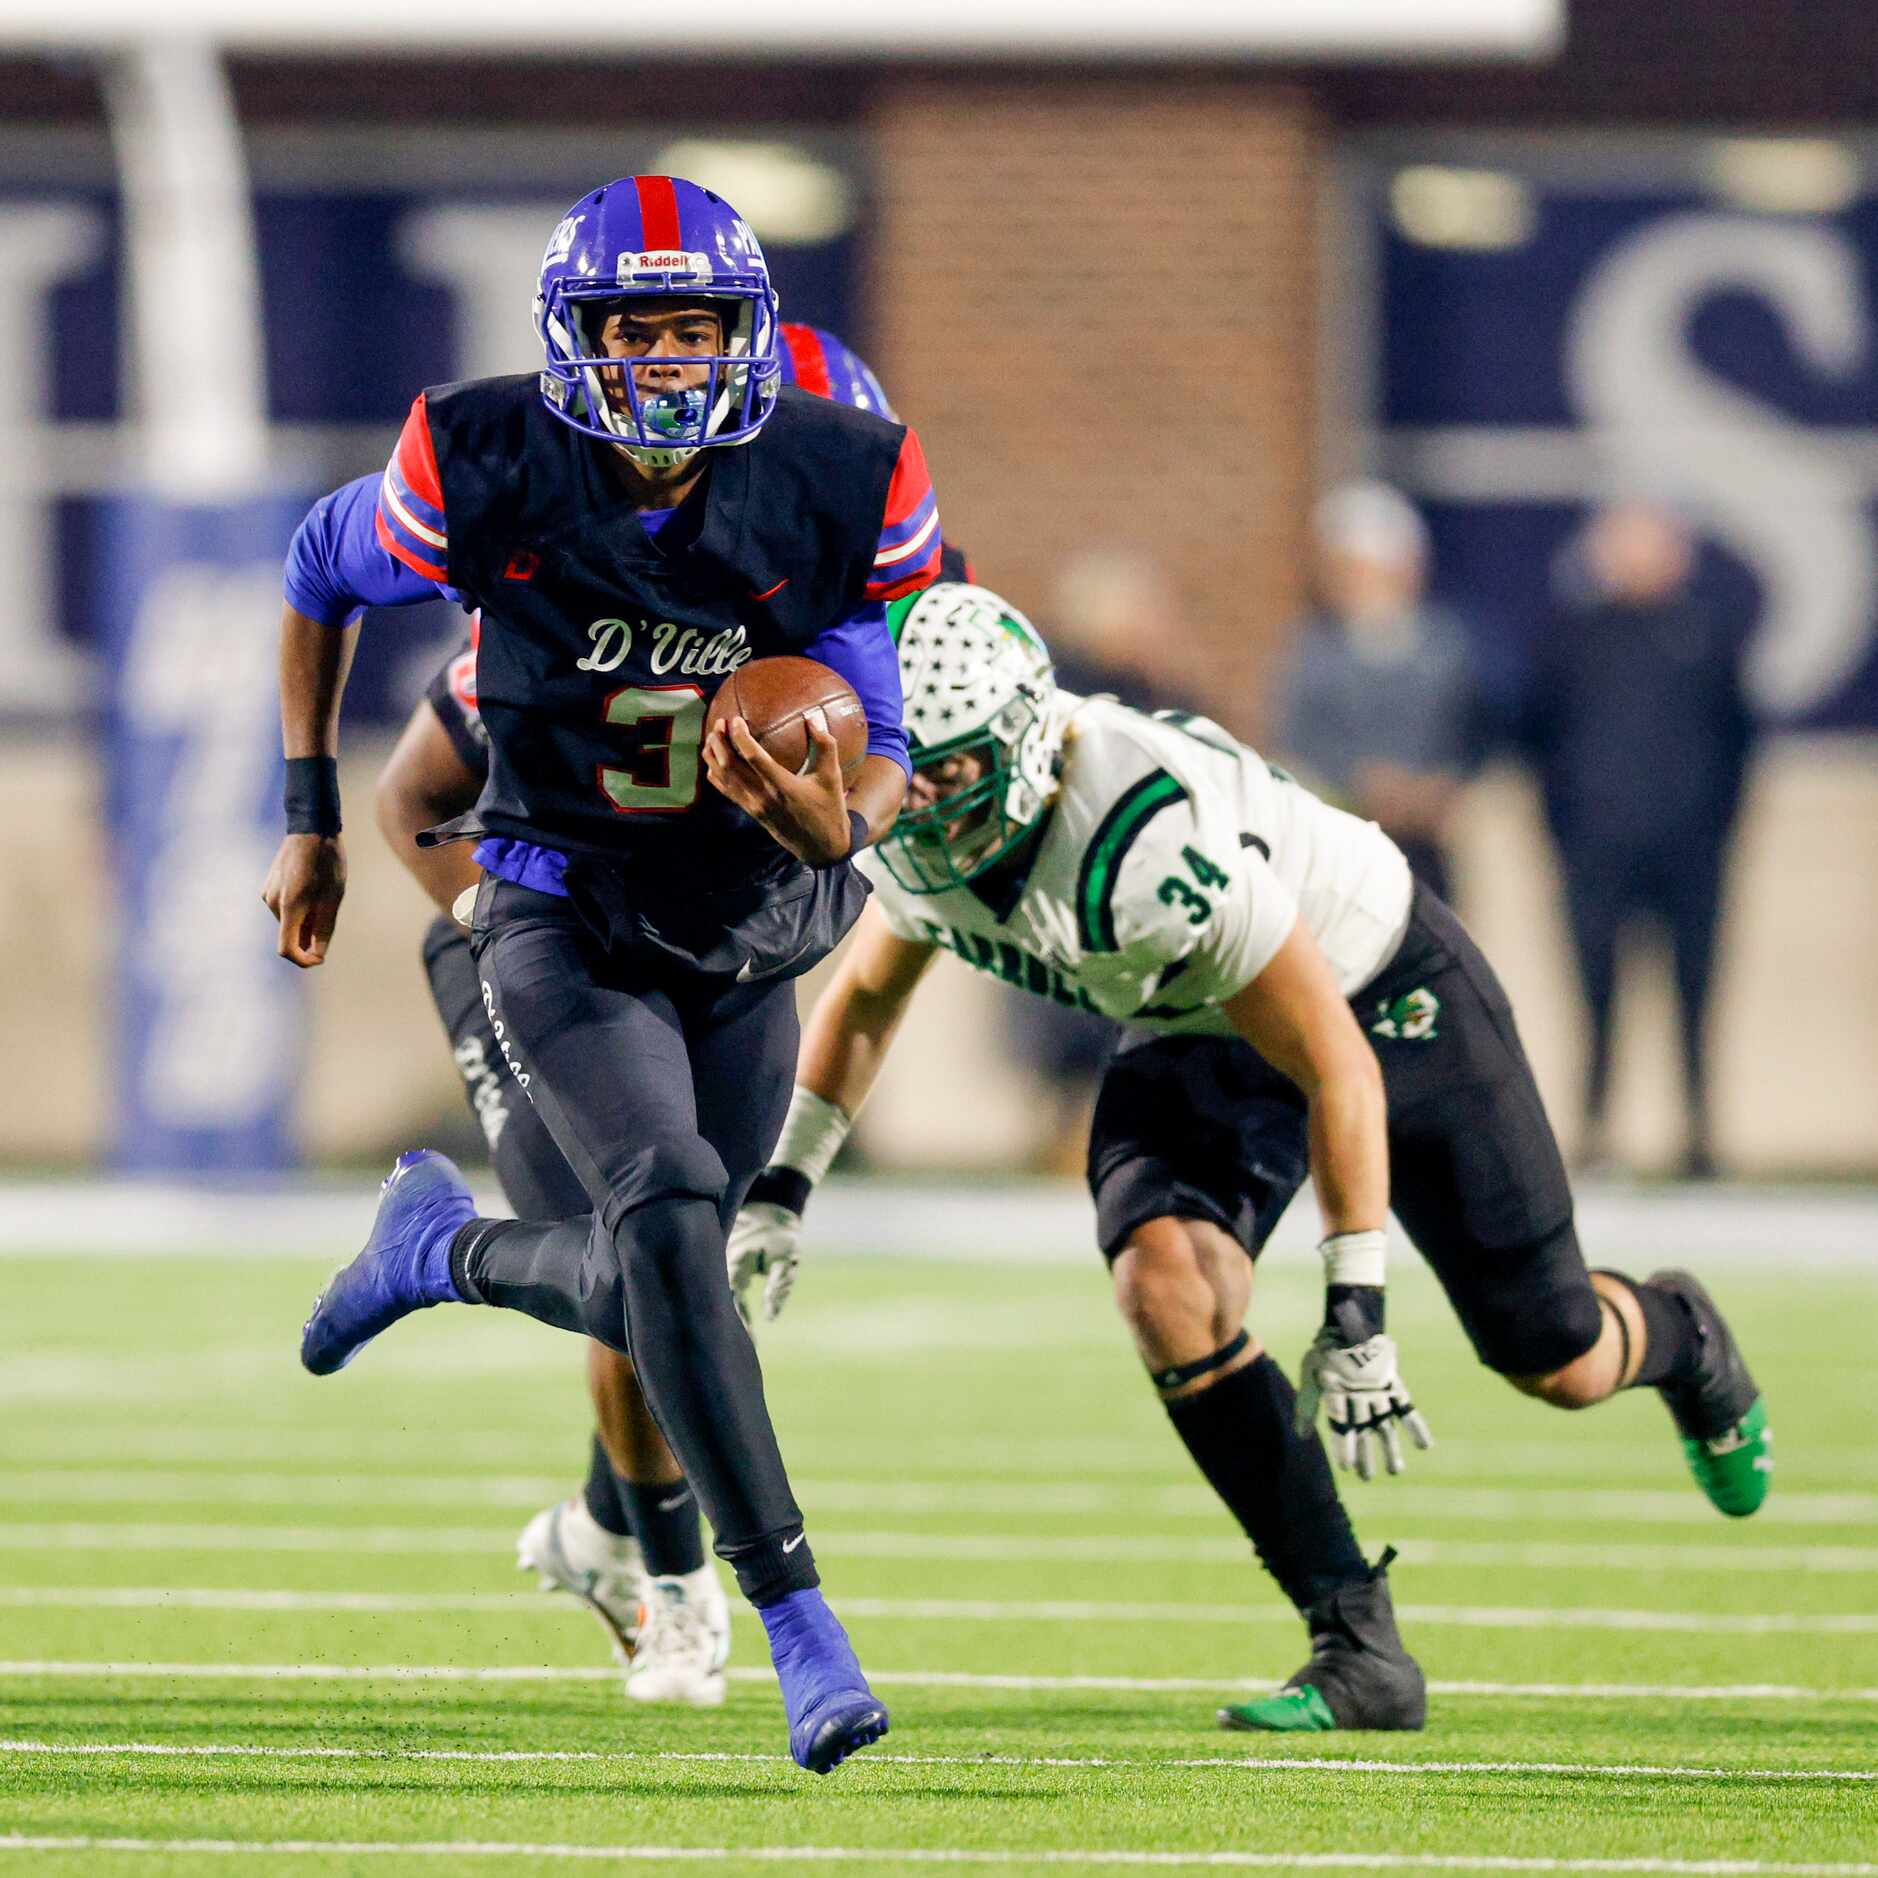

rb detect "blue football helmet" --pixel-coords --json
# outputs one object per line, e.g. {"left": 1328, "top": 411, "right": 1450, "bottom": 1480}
{"left": 535, "top": 175, "right": 782, "bottom": 468}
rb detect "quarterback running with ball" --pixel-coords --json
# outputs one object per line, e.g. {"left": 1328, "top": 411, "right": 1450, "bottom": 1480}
{"left": 726, "top": 580, "right": 1773, "bottom": 1734}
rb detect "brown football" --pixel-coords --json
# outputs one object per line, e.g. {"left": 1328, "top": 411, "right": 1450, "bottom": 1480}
{"left": 706, "top": 656, "right": 869, "bottom": 783}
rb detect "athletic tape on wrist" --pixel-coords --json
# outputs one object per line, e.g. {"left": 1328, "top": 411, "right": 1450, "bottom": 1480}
{"left": 1318, "top": 1229, "right": 1387, "bottom": 1289}
{"left": 1149, "top": 1328, "right": 1250, "bottom": 1393}
{"left": 283, "top": 755, "right": 341, "bottom": 837}
{"left": 768, "top": 1085, "right": 851, "bottom": 1191}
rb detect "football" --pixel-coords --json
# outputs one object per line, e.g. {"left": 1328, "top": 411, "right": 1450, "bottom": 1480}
{"left": 706, "top": 655, "right": 869, "bottom": 783}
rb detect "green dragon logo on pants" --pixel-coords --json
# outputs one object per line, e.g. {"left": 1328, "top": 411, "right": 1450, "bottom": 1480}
{"left": 1370, "top": 986, "right": 1440, "bottom": 1042}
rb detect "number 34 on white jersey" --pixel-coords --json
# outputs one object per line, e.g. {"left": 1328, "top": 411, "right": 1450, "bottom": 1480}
{"left": 857, "top": 695, "right": 1413, "bottom": 1037}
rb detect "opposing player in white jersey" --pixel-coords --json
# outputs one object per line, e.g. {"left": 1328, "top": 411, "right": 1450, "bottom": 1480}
{"left": 728, "top": 581, "right": 1772, "bottom": 1733}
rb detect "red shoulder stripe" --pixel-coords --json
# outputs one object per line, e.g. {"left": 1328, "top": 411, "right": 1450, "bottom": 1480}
{"left": 392, "top": 393, "right": 444, "bottom": 512}
{"left": 881, "top": 426, "right": 934, "bottom": 530}
{"left": 374, "top": 504, "right": 447, "bottom": 583}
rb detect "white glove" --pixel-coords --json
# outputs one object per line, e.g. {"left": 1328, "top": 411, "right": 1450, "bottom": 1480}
{"left": 726, "top": 1200, "right": 803, "bottom": 1326}
{"left": 1296, "top": 1325, "right": 1434, "bottom": 1481}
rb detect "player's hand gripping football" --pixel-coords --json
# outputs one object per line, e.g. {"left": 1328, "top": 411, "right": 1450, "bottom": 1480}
{"left": 726, "top": 1199, "right": 803, "bottom": 1327}
{"left": 1295, "top": 1287, "right": 1434, "bottom": 1480}
{"left": 262, "top": 833, "right": 347, "bottom": 969}
{"left": 704, "top": 714, "right": 854, "bottom": 867}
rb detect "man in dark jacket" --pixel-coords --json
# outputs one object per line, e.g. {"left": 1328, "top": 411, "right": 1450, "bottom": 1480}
{"left": 1531, "top": 503, "right": 1753, "bottom": 1178}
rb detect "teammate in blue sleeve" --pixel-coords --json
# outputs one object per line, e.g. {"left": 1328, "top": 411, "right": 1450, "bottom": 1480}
{"left": 263, "top": 177, "right": 940, "bottom": 1774}
{"left": 356, "top": 323, "right": 941, "bottom": 1709}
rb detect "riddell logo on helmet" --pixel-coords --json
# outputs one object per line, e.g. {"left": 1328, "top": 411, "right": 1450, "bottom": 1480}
{"left": 617, "top": 250, "right": 713, "bottom": 281}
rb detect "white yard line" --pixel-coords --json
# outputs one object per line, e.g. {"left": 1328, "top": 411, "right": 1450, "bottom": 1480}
{"left": 1, "top": 1523, "right": 1875, "bottom": 1576}
{"left": 2, "top": 1586, "right": 1875, "bottom": 1634}
{"left": 0, "top": 1428, "right": 1733, "bottom": 1482}
{"left": 0, "top": 1738, "right": 1871, "bottom": 1784}
{"left": 1, "top": 1661, "right": 1876, "bottom": 1702}
{"left": 0, "top": 1834, "right": 1873, "bottom": 1873}
{"left": 2, "top": 1472, "right": 1873, "bottom": 1527}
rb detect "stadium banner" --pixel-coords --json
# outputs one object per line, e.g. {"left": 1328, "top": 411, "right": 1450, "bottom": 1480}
{"left": 1362, "top": 138, "right": 1878, "bottom": 731}
{"left": 2, "top": 0, "right": 1562, "bottom": 60}
{"left": 98, "top": 493, "right": 314, "bottom": 1173}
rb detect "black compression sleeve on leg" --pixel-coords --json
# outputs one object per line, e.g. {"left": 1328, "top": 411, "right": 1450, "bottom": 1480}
{"left": 621, "top": 1479, "right": 707, "bottom": 1577}
{"left": 448, "top": 1216, "right": 629, "bottom": 1351}
{"left": 583, "top": 1433, "right": 632, "bottom": 1539}
{"left": 1165, "top": 1351, "right": 1368, "bottom": 1614}
{"left": 1595, "top": 1270, "right": 1702, "bottom": 1388}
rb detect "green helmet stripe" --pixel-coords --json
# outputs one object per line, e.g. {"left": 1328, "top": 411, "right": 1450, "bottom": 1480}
{"left": 886, "top": 592, "right": 922, "bottom": 643}
{"left": 1075, "top": 770, "right": 1189, "bottom": 953}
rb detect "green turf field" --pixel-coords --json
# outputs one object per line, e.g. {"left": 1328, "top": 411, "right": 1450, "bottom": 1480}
{"left": 1, "top": 1224, "right": 1875, "bottom": 1874}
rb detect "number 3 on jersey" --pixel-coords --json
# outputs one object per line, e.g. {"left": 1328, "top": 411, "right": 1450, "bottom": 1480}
{"left": 598, "top": 684, "right": 705, "bottom": 813}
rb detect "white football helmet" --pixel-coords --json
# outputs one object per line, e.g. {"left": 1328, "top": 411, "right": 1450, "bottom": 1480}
{"left": 880, "top": 582, "right": 1061, "bottom": 893}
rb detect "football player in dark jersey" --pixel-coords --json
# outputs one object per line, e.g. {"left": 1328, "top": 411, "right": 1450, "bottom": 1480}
{"left": 372, "top": 324, "right": 936, "bottom": 1709}
{"left": 264, "top": 177, "right": 939, "bottom": 1774}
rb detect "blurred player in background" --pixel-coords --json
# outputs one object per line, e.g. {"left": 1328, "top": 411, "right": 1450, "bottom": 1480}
{"left": 265, "top": 176, "right": 941, "bottom": 1774}
{"left": 371, "top": 322, "right": 951, "bottom": 1709}
{"left": 1530, "top": 502, "right": 1754, "bottom": 1177}
{"left": 1276, "top": 482, "right": 1481, "bottom": 905}
{"left": 726, "top": 580, "right": 1773, "bottom": 1736}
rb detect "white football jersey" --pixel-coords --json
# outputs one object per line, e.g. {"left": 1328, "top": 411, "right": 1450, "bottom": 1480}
{"left": 858, "top": 694, "right": 1413, "bottom": 1038}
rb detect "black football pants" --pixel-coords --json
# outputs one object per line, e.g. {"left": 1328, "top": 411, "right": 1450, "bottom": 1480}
{"left": 421, "top": 915, "right": 591, "bottom": 1222}
{"left": 453, "top": 879, "right": 809, "bottom": 1604}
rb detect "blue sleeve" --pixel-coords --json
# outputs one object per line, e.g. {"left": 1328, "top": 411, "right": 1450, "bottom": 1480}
{"left": 803, "top": 603, "right": 911, "bottom": 778}
{"left": 283, "top": 473, "right": 461, "bottom": 626}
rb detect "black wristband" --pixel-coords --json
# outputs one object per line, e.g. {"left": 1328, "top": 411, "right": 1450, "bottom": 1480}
{"left": 747, "top": 1165, "right": 812, "bottom": 1216}
{"left": 1325, "top": 1283, "right": 1386, "bottom": 1344}
{"left": 815, "top": 809, "right": 871, "bottom": 869}
{"left": 284, "top": 756, "right": 342, "bottom": 837}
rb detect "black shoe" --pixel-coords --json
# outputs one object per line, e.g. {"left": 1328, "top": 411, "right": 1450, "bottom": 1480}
{"left": 1217, "top": 1550, "right": 1426, "bottom": 1733}
{"left": 1647, "top": 1268, "right": 1771, "bottom": 1518}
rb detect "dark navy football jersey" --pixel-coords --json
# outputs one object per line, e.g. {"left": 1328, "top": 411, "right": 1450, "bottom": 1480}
{"left": 376, "top": 375, "right": 937, "bottom": 882}
{"left": 424, "top": 540, "right": 974, "bottom": 782}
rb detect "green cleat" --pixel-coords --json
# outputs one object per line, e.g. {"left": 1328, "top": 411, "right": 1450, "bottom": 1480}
{"left": 1218, "top": 1683, "right": 1337, "bottom": 1733}
{"left": 1650, "top": 1269, "right": 1772, "bottom": 1519}
{"left": 1679, "top": 1393, "right": 1773, "bottom": 1519}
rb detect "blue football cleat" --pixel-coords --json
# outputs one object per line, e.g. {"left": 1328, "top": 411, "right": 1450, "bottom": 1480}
{"left": 760, "top": 1587, "right": 890, "bottom": 1775}
{"left": 300, "top": 1150, "right": 474, "bottom": 1376}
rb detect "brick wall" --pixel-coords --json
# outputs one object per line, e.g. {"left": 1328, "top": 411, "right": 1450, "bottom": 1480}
{"left": 870, "top": 77, "right": 1325, "bottom": 730}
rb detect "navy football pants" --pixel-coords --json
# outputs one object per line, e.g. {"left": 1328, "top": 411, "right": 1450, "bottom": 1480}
{"left": 454, "top": 880, "right": 811, "bottom": 1604}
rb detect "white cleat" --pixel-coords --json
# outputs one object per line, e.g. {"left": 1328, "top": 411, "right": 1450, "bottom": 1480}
{"left": 516, "top": 1496, "right": 649, "bottom": 1664}
{"left": 625, "top": 1565, "right": 732, "bottom": 1707}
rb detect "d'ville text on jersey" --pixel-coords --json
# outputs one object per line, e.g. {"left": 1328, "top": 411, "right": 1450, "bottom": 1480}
{"left": 576, "top": 618, "right": 754, "bottom": 679}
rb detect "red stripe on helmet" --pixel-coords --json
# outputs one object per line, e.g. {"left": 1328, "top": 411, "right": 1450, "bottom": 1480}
{"left": 634, "top": 175, "right": 683, "bottom": 253}
{"left": 781, "top": 323, "right": 834, "bottom": 400}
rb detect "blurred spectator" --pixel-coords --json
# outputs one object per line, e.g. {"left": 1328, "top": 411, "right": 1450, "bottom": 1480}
{"left": 1529, "top": 503, "right": 1754, "bottom": 1179}
{"left": 1275, "top": 481, "right": 1481, "bottom": 903}
{"left": 1046, "top": 547, "right": 1199, "bottom": 717}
